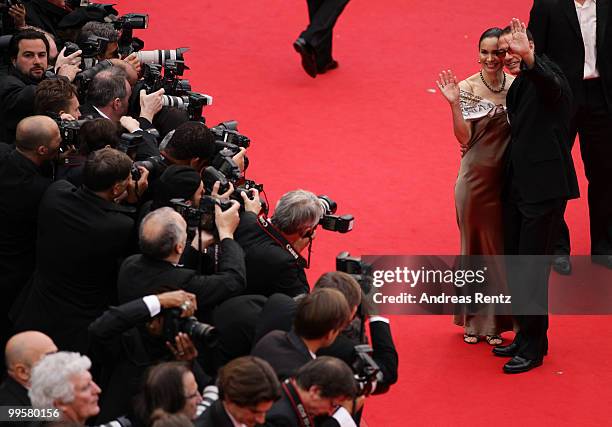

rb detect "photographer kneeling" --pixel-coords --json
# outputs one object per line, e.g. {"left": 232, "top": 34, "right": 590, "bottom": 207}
{"left": 87, "top": 289, "right": 208, "bottom": 423}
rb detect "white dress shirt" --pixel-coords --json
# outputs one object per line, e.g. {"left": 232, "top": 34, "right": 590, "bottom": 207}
{"left": 575, "top": 0, "right": 599, "bottom": 79}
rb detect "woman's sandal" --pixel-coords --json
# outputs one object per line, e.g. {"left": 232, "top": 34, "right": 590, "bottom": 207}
{"left": 463, "top": 334, "right": 480, "bottom": 344}
{"left": 485, "top": 335, "right": 503, "bottom": 346}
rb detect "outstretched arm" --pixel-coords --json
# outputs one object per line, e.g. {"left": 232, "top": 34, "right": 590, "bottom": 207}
{"left": 436, "top": 70, "right": 471, "bottom": 146}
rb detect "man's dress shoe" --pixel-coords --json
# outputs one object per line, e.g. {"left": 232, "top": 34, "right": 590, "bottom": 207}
{"left": 503, "top": 355, "right": 543, "bottom": 374}
{"left": 317, "top": 59, "right": 338, "bottom": 74}
{"left": 592, "top": 255, "right": 612, "bottom": 270}
{"left": 552, "top": 255, "right": 572, "bottom": 275}
{"left": 293, "top": 38, "right": 317, "bottom": 78}
{"left": 492, "top": 341, "right": 519, "bottom": 357}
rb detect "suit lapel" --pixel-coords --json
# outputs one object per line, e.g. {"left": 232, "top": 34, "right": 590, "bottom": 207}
{"left": 597, "top": 0, "right": 610, "bottom": 50}
{"left": 561, "top": 0, "right": 584, "bottom": 41}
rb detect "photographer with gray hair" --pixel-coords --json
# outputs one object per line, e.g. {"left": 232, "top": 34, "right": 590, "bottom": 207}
{"left": 235, "top": 189, "right": 324, "bottom": 297}
{"left": 29, "top": 351, "right": 101, "bottom": 424}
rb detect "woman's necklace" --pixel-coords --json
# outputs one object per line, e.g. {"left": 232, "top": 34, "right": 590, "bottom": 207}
{"left": 480, "top": 70, "right": 506, "bottom": 94}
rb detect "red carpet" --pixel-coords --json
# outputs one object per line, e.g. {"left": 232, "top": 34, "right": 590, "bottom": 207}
{"left": 117, "top": 0, "right": 612, "bottom": 424}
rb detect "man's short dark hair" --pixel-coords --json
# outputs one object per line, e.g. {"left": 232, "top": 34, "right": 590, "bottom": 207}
{"left": 501, "top": 26, "right": 534, "bottom": 42}
{"left": 87, "top": 68, "right": 128, "bottom": 107}
{"left": 164, "top": 121, "right": 215, "bottom": 161}
{"left": 34, "top": 78, "right": 78, "bottom": 116}
{"left": 8, "top": 29, "right": 50, "bottom": 60}
{"left": 79, "top": 119, "right": 120, "bottom": 155}
{"left": 218, "top": 356, "right": 281, "bottom": 407}
{"left": 82, "top": 147, "right": 131, "bottom": 192}
{"left": 314, "top": 272, "right": 362, "bottom": 310}
{"left": 295, "top": 357, "right": 357, "bottom": 398}
{"left": 79, "top": 21, "right": 119, "bottom": 43}
{"left": 294, "top": 288, "right": 350, "bottom": 340}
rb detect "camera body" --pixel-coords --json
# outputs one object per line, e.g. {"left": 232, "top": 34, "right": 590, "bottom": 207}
{"left": 170, "top": 196, "right": 232, "bottom": 232}
{"left": 54, "top": 118, "right": 89, "bottom": 152}
{"left": 336, "top": 251, "right": 373, "bottom": 295}
{"left": 65, "top": 36, "right": 109, "bottom": 60}
{"left": 134, "top": 155, "right": 168, "bottom": 181}
{"left": 162, "top": 308, "right": 218, "bottom": 347}
{"left": 352, "top": 344, "right": 383, "bottom": 396}
{"left": 318, "top": 195, "right": 354, "bottom": 233}
{"left": 209, "top": 121, "right": 251, "bottom": 148}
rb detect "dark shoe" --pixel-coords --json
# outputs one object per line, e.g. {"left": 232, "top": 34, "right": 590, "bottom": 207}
{"left": 552, "top": 255, "right": 572, "bottom": 275}
{"left": 293, "top": 38, "right": 317, "bottom": 78}
{"left": 317, "top": 59, "right": 338, "bottom": 74}
{"left": 503, "top": 355, "right": 543, "bottom": 374}
{"left": 492, "top": 341, "right": 519, "bottom": 357}
{"left": 463, "top": 334, "right": 479, "bottom": 344}
{"left": 592, "top": 255, "right": 612, "bottom": 269}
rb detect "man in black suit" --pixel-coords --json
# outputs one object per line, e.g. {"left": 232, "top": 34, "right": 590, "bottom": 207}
{"left": 0, "top": 331, "right": 58, "bottom": 405}
{"left": 492, "top": 20, "right": 579, "bottom": 374}
{"left": 293, "top": 0, "right": 351, "bottom": 78}
{"left": 10, "top": 148, "right": 147, "bottom": 354}
{"left": 194, "top": 356, "right": 281, "bottom": 427}
{"left": 528, "top": 0, "right": 612, "bottom": 272}
{"left": 263, "top": 357, "right": 359, "bottom": 427}
{"left": 117, "top": 206, "right": 246, "bottom": 317}
{"left": 235, "top": 190, "right": 323, "bottom": 297}
{"left": 251, "top": 288, "right": 351, "bottom": 380}
{"left": 0, "top": 116, "right": 59, "bottom": 356}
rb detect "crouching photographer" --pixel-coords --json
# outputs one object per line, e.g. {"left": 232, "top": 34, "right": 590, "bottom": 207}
{"left": 87, "top": 289, "right": 214, "bottom": 423}
{"left": 235, "top": 190, "right": 353, "bottom": 297}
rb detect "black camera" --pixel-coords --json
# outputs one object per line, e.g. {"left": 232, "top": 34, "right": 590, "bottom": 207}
{"left": 170, "top": 196, "right": 232, "bottom": 232}
{"left": 336, "top": 251, "right": 373, "bottom": 295}
{"left": 352, "top": 345, "right": 383, "bottom": 396}
{"left": 55, "top": 119, "right": 89, "bottom": 152}
{"left": 134, "top": 155, "right": 168, "bottom": 181}
{"left": 162, "top": 308, "right": 218, "bottom": 347}
{"left": 318, "top": 196, "right": 354, "bottom": 233}
{"left": 202, "top": 166, "right": 230, "bottom": 195}
{"left": 114, "top": 13, "right": 148, "bottom": 57}
{"left": 209, "top": 121, "right": 250, "bottom": 148}
{"left": 65, "top": 36, "right": 109, "bottom": 59}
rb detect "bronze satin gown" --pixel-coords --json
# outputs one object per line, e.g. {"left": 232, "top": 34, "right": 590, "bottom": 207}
{"left": 453, "top": 90, "right": 514, "bottom": 336}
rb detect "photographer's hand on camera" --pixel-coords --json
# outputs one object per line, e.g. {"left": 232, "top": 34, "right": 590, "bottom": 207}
{"left": 167, "top": 332, "right": 198, "bottom": 361}
{"left": 215, "top": 200, "right": 241, "bottom": 241}
{"left": 119, "top": 116, "right": 141, "bottom": 133}
{"left": 191, "top": 229, "right": 216, "bottom": 252}
{"left": 232, "top": 147, "right": 247, "bottom": 173}
{"left": 56, "top": 63, "right": 80, "bottom": 83}
{"left": 8, "top": 4, "right": 26, "bottom": 29}
{"left": 54, "top": 47, "right": 82, "bottom": 73}
{"left": 211, "top": 180, "right": 234, "bottom": 200}
{"left": 241, "top": 188, "right": 262, "bottom": 215}
{"left": 156, "top": 289, "right": 198, "bottom": 317}
{"left": 125, "top": 165, "right": 149, "bottom": 204}
{"left": 122, "top": 52, "right": 142, "bottom": 75}
{"left": 139, "top": 88, "right": 165, "bottom": 123}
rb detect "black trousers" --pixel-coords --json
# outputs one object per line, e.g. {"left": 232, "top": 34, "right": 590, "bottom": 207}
{"left": 299, "top": 0, "right": 350, "bottom": 68}
{"left": 556, "top": 78, "right": 612, "bottom": 256}
{"left": 503, "top": 184, "right": 566, "bottom": 360}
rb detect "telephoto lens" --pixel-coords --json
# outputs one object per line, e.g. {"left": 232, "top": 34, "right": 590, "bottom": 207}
{"left": 136, "top": 48, "right": 188, "bottom": 66}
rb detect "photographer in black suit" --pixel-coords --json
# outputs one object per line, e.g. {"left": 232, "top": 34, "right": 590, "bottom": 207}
{"left": 528, "top": 0, "right": 612, "bottom": 272}
{"left": 251, "top": 288, "right": 351, "bottom": 380}
{"left": 117, "top": 206, "right": 246, "bottom": 318}
{"left": 235, "top": 189, "right": 324, "bottom": 297}
{"left": 194, "top": 356, "right": 281, "bottom": 427}
{"left": 264, "top": 357, "right": 359, "bottom": 427}
{"left": 492, "top": 20, "right": 579, "bottom": 374}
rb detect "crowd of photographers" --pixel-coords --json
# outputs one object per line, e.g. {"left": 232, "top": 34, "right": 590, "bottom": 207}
{"left": 0, "top": 2, "right": 398, "bottom": 426}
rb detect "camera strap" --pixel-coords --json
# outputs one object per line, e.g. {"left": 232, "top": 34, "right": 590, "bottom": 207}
{"left": 282, "top": 380, "right": 314, "bottom": 427}
{"left": 256, "top": 215, "right": 308, "bottom": 268}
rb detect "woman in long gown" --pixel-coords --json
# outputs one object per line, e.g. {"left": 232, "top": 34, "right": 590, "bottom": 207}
{"left": 436, "top": 27, "right": 515, "bottom": 345}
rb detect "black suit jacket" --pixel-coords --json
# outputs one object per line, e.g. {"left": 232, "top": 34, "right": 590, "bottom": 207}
{"left": 263, "top": 384, "right": 340, "bottom": 427}
{"left": 10, "top": 181, "right": 136, "bottom": 353}
{"left": 24, "top": 0, "right": 69, "bottom": 37}
{"left": 0, "top": 70, "right": 38, "bottom": 143}
{"left": 505, "top": 55, "right": 579, "bottom": 203}
{"left": 251, "top": 330, "right": 313, "bottom": 380}
{"left": 193, "top": 400, "right": 234, "bottom": 427}
{"left": 117, "top": 241, "right": 246, "bottom": 315}
{"left": 528, "top": 0, "right": 612, "bottom": 108}
{"left": 235, "top": 212, "right": 309, "bottom": 298}
{"left": 0, "top": 376, "right": 30, "bottom": 406}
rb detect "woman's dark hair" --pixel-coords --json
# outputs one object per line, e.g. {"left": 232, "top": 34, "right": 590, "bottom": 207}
{"left": 478, "top": 27, "right": 502, "bottom": 47}
{"left": 136, "top": 362, "right": 191, "bottom": 427}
